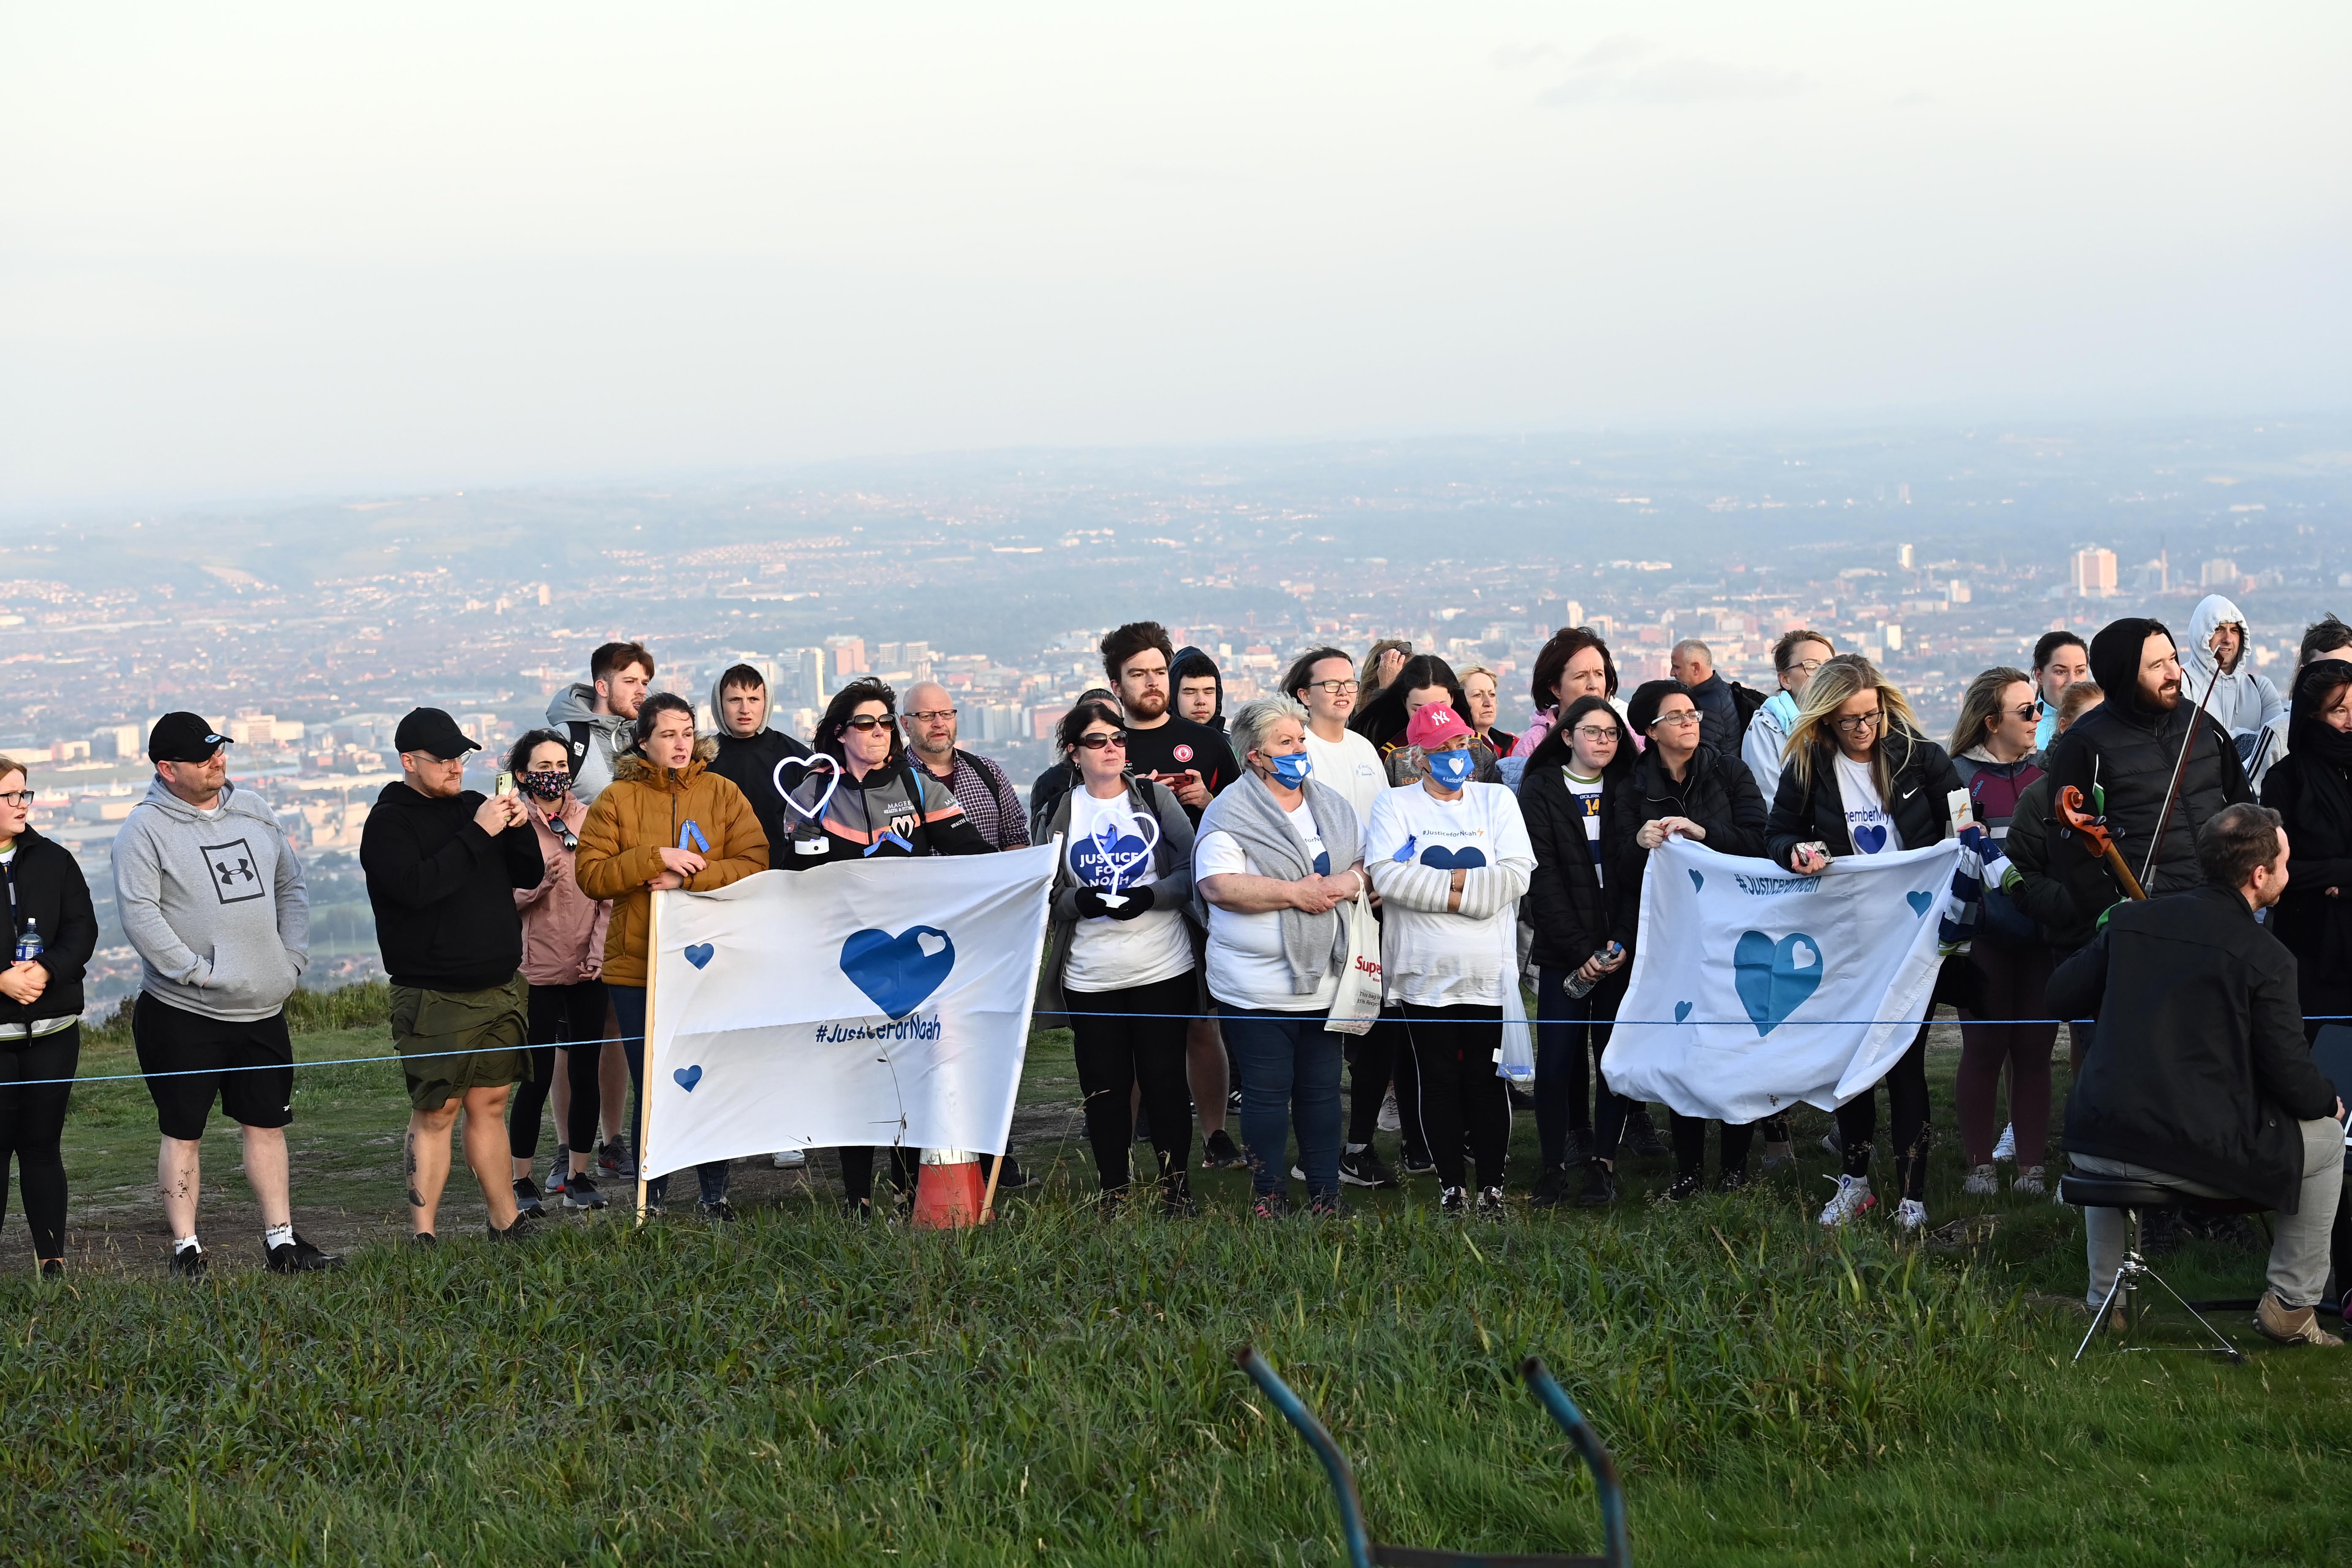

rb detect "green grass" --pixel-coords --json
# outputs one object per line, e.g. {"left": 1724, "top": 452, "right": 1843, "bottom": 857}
{"left": 1, "top": 1007, "right": 2346, "bottom": 1564}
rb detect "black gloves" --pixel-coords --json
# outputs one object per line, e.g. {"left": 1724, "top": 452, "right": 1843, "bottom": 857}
{"left": 1074, "top": 886, "right": 1113, "bottom": 920}
{"left": 1105, "top": 884, "right": 1157, "bottom": 920}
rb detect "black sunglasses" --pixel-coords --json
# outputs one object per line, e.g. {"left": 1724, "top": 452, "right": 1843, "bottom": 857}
{"left": 838, "top": 714, "right": 895, "bottom": 732}
{"left": 1074, "top": 730, "right": 1129, "bottom": 751}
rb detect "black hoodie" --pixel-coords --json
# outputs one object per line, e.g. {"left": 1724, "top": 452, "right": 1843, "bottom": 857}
{"left": 2045, "top": 616, "right": 2250, "bottom": 897}
{"left": 361, "top": 783, "right": 545, "bottom": 991}
{"left": 0, "top": 826, "right": 98, "bottom": 1030}
{"left": 2260, "top": 659, "right": 2352, "bottom": 1010}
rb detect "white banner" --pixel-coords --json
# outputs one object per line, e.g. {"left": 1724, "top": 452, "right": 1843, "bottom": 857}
{"left": 640, "top": 845, "right": 1057, "bottom": 1180}
{"left": 1600, "top": 837, "right": 1959, "bottom": 1123}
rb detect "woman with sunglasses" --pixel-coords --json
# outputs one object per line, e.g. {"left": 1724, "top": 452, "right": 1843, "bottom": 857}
{"left": 1766, "top": 655, "right": 1963, "bottom": 1231}
{"left": 0, "top": 759, "right": 97, "bottom": 1275}
{"left": 1946, "top": 667, "right": 2056, "bottom": 1198}
{"left": 1033, "top": 700, "right": 1203, "bottom": 1212}
{"left": 781, "top": 679, "right": 994, "bottom": 1215}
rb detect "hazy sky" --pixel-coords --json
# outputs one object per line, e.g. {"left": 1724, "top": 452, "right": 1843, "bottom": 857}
{"left": 4, "top": 3, "right": 2346, "bottom": 508}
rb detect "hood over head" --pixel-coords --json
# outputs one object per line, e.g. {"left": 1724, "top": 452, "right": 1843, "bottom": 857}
{"left": 708, "top": 669, "right": 770, "bottom": 739}
{"left": 2186, "top": 593, "right": 2250, "bottom": 681}
{"left": 1171, "top": 646, "right": 1224, "bottom": 726}
{"left": 2287, "top": 659, "right": 2352, "bottom": 764}
{"left": 2088, "top": 617, "right": 2172, "bottom": 718}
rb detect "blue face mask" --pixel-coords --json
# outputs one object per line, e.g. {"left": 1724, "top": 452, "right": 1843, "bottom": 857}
{"left": 1265, "top": 751, "right": 1313, "bottom": 789}
{"left": 1426, "top": 748, "right": 1476, "bottom": 788}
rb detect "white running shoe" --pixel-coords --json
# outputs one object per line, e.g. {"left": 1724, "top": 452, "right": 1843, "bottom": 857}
{"left": 771, "top": 1149, "right": 807, "bottom": 1170}
{"left": 1963, "top": 1163, "right": 1998, "bottom": 1197}
{"left": 1894, "top": 1198, "right": 1928, "bottom": 1232}
{"left": 1818, "top": 1173, "right": 1875, "bottom": 1227}
{"left": 1378, "top": 1089, "right": 1401, "bottom": 1134}
{"left": 2013, "top": 1165, "right": 2047, "bottom": 1198}
{"left": 1991, "top": 1122, "right": 2017, "bottom": 1163}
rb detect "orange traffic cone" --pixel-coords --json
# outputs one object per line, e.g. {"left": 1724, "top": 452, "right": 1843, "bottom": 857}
{"left": 910, "top": 1148, "right": 986, "bottom": 1230}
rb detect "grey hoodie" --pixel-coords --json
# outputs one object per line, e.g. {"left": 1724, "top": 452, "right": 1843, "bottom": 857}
{"left": 544, "top": 682, "right": 635, "bottom": 806}
{"left": 111, "top": 778, "right": 310, "bottom": 1023}
{"left": 2183, "top": 592, "right": 2287, "bottom": 787}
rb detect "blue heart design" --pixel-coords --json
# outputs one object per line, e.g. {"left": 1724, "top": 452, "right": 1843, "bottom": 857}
{"left": 1854, "top": 824, "right": 1889, "bottom": 854}
{"left": 1674, "top": 1000, "right": 1693, "bottom": 1024}
{"left": 682, "top": 942, "right": 714, "bottom": 969}
{"left": 1688, "top": 869, "right": 1704, "bottom": 893}
{"left": 1418, "top": 844, "right": 1488, "bottom": 871}
{"left": 1072, "top": 832, "right": 1152, "bottom": 888}
{"left": 1732, "top": 930, "right": 1824, "bottom": 1037}
{"left": 839, "top": 926, "right": 956, "bottom": 1021}
{"left": 1906, "top": 890, "right": 1934, "bottom": 917}
{"left": 673, "top": 1065, "right": 703, "bottom": 1092}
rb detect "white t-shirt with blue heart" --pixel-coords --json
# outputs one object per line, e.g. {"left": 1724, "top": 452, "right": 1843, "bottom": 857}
{"left": 1834, "top": 753, "right": 1897, "bottom": 855}
{"left": 1362, "top": 781, "right": 1534, "bottom": 1007}
{"left": 1063, "top": 788, "right": 1194, "bottom": 994}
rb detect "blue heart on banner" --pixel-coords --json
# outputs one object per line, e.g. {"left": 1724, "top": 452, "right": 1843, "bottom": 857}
{"left": 682, "top": 942, "right": 714, "bottom": 969}
{"left": 1418, "top": 844, "right": 1488, "bottom": 871}
{"left": 1688, "top": 869, "right": 1705, "bottom": 893}
{"left": 1854, "top": 824, "right": 1889, "bottom": 854}
{"left": 673, "top": 1065, "right": 703, "bottom": 1092}
{"left": 839, "top": 926, "right": 956, "bottom": 1020}
{"left": 1674, "top": 1000, "right": 1693, "bottom": 1024}
{"left": 1733, "top": 930, "right": 1824, "bottom": 1037}
{"left": 1906, "top": 890, "right": 1934, "bottom": 917}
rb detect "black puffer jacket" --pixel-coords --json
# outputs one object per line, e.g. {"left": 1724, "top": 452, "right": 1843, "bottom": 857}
{"left": 2044, "top": 617, "right": 2251, "bottom": 896}
{"left": 1606, "top": 743, "right": 1767, "bottom": 956}
{"left": 2259, "top": 659, "right": 2352, "bottom": 1013}
{"left": 1519, "top": 717, "right": 1635, "bottom": 972}
{"left": 2003, "top": 776, "right": 2113, "bottom": 952}
{"left": 1765, "top": 725, "right": 1963, "bottom": 870}
{"left": 0, "top": 827, "right": 98, "bottom": 1029}
{"left": 2053, "top": 885, "right": 2337, "bottom": 1212}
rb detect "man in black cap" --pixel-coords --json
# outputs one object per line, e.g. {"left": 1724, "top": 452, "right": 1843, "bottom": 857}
{"left": 112, "top": 712, "right": 340, "bottom": 1276}
{"left": 360, "top": 708, "right": 545, "bottom": 1244}
{"left": 2045, "top": 616, "right": 2253, "bottom": 898}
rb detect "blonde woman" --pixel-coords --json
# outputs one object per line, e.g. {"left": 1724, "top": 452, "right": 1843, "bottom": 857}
{"left": 1764, "top": 655, "right": 1963, "bottom": 1233}
{"left": 1458, "top": 665, "right": 1517, "bottom": 757}
{"left": 1356, "top": 639, "right": 1412, "bottom": 703}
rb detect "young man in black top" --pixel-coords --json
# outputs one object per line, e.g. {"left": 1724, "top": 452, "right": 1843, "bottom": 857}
{"left": 705, "top": 662, "right": 810, "bottom": 857}
{"left": 1098, "top": 623, "right": 1247, "bottom": 1168}
{"left": 361, "top": 708, "right": 546, "bottom": 1244}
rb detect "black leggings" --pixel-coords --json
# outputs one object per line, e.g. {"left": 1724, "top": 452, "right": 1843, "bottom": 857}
{"left": 1069, "top": 971, "right": 1196, "bottom": 1191}
{"left": 564, "top": 985, "right": 619, "bottom": 1155}
{"left": 1670, "top": 1113, "right": 1756, "bottom": 1181}
{"left": 517, "top": 979, "right": 604, "bottom": 1160}
{"left": 1402, "top": 1002, "right": 1508, "bottom": 1190}
{"left": 0, "top": 1027, "right": 77, "bottom": 1263}
{"left": 1835, "top": 1024, "right": 1932, "bottom": 1200}
{"left": 1345, "top": 1012, "right": 1426, "bottom": 1157}
{"left": 838, "top": 1146, "right": 920, "bottom": 1209}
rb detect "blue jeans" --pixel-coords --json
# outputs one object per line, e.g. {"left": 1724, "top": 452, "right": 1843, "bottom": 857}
{"left": 1534, "top": 964, "right": 1625, "bottom": 1169}
{"left": 609, "top": 985, "right": 730, "bottom": 1207}
{"left": 1219, "top": 1003, "right": 1344, "bottom": 1199}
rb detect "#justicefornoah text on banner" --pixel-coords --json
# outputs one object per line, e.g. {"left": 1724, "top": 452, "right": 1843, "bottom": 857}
{"left": 639, "top": 845, "right": 1057, "bottom": 1181}
{"left": 1601, "top": 836, "right": 1960, "bottom": 1124}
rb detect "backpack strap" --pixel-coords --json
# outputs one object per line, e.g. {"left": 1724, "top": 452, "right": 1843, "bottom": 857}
{"left": 565, "top": 721, "right": 592, "bottom": 781}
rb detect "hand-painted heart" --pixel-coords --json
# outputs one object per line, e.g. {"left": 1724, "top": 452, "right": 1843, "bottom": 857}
{"left": 673, "top": 1065, "right": 703, "bottom": 1092}
{"left": 1733, "top": 929, "right": 1824, "bottom": 1037}
{"left": 1070, "top": 809, "right": 1160, "bottom": 893}
{"left": 1418, "top": 844, "right": 1488, "bottom": 871}
{"left": 1688, "top": 869, "right": 1705, "bottom": 893}
{"left": 1674, "top": 1000, "right": 1693, "bottom": 1024}
{"left": 682, "top": 942, "right": 714, "bottom": 969}
{"left": 839, "top": 925, "right": 957, "bottom": 1020}
{"left": 1853, "top": 824, "right": 1889, "bottom": 854}
{"left": 1906, "top": 890, "right": 1934, "bottom": 917}
{"left": 774, "top": 753, "right": 841, "bottom": 822}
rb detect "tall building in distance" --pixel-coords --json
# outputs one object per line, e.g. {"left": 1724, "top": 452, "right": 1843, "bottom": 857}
{"left": 2071, "top": 547, "right": 2118, "bottom": 598}
{"left": 823, "top": 634, "right": 868, "bottom": 684}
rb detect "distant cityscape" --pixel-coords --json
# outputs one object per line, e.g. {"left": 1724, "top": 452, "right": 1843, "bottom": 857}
{"left": 6, "top": 421, "right": 2341, "bottom": 1005}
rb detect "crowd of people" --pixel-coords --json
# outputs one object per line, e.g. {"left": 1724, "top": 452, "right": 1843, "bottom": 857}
{"left": 0, "top": 601, "right": 2342, "bottom": 1338}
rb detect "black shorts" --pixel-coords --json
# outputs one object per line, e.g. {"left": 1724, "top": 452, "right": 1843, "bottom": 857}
{"left": 133, "top": 993, "right": 296, "bottom": 1140}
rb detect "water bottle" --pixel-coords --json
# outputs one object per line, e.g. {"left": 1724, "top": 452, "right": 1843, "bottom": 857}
{"left": 1564, "top": 940, "right": 1621, "bottom": 999}
{"left": 14, "top": 918, "right": 41, "bottom": 965}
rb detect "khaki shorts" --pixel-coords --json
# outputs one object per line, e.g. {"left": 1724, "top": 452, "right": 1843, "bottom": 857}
{"left": 391, "top": 977, "right": 531, "bottom": 1112}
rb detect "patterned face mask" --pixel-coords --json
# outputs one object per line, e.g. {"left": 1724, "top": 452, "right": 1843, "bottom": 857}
{"left": 520, "top": 768, "right": 570, "bottom": 802}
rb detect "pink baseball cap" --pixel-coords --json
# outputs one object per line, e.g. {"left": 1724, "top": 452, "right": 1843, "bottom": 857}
{"left": 1405, "top": 702, "right": 1471, "bottom": 751}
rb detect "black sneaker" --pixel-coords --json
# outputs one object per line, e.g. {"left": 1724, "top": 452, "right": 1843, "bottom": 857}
{"left": 37, "top": 1257, "right": 64, "bottom": 1279}
{"left": 1562, "top": 1127, "right": 1592, "bottom": 1165}
{"left": 513, "top": 1177, "right": 545, "bottom": 1216}
{"left": 264, "top": 1233, "right": 344, "bottom": 1274}
{"left": 1308, "top": 1192, "right": 1351, "bottom": 1221}
{"left": 1662, "top": 1172, "right": 1702, "bottom": 1203}
{"left": 411, "top": 1232, "right": 438, "bottom": 1248}
{"left": 1623, "top": 1107, "right": 1669, "bottom": 1159}
{"left": 1714, "top": 1165, "right": 1751, "bottom": 1194}
{"left": 547, "top": 1146, "right": 570, "bottom": 1195}
{"left": 598, "top": 1138, "right": 633, "bottom": 1177}
{"left": 1575, "top": 1160, "right": 1619, "bottom": 1209}
{"left": 170, "top": 1244, "right": 207, "bottom": 1279}
{"left": 990, "top": 1155, "right": 1037, "bottom": 1192}
{"left": 1201, "top": 1129, "right": 1247, "bottom": 1170}
{"left": 698, "top": 1199, "right": 736, "bottom": 1222}
{"left": 1160, "top": 1172, "right": 1198, "bottom": 1218}
{"left": 1531, "top": 1165, "right": 1569, "bottom": 1209}
{"left": 1133, "top": 1108, "right": 1154, "bottom": 1144}
{"left": 1438, "top": 1184, "right": 1467, "bottom": 1215}
{"left": 564, "top": 1171, "right": 609, "bottom": 1210}
{"left": 1250, "top": 1189, "right": 1291, "bottom": 1220}
{"left": 1476, "top": 1185, "right": 1507, "bottom": 1219}
{"left": 1339, "top": 1146, "right": 1397, "bottom": 1189}
{"left": 1399, "top": 1149, "right": 1437, "bottom": 1179}
{"left": 486, "top": 1219, "right": 529, "bottom": 1243}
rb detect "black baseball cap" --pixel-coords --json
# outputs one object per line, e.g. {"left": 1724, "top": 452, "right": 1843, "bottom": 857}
{"left": 148, "top": 712, "right": 233, "bottom": 764}
{"left": 393, "top": 708, "right": 482, "bottom": 760}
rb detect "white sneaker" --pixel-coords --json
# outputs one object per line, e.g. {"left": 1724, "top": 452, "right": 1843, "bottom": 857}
{"left": 1377, "top": 1089, "right": 1401, "bottom": 1134}
{"left": 1963, "top": 1163, "right": 1998, "bottom": 1197}
{"left": 771, "top": 1150, "right": 807, "bottom": 1170}
{"left": 1818, "top": 1173, "right": 1875, "bottom": 1226}
{"left": 1991, "top": 1122, "right": 2017, "bottom": 1163}
{"left": 2013, "top": 1165, "right": 2047, "bottom": 1197}
{"left": 1894, "top": 1198, "right": 1928, "bottom": 1232}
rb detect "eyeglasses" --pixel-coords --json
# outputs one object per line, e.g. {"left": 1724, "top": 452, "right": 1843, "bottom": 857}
{"left": 1569, "top": 725, "right": 1618, "bottom": 742}
{"left": 904, "top": 709, "right": 957, "bottom": 723}
{"left": 839, "top": 715, "right": 894, "bottom": 732}
{"left": 1075, "top": 731, "right": 1128, "bottom": 751}
{"left": 0, "top": 790, "right": 33, "bottom": 806}
{"left": 1785, "top": 659, "right": 1825, "bottom": 677}
{"left": 1649, "top": 710, "right": 1701, "bottom": 728}
{"left": 1306, "top": 680, "right": 1361, "bottom": 696}
{"left": 1833, "top": 711, "right": 1884, "bottom": 733}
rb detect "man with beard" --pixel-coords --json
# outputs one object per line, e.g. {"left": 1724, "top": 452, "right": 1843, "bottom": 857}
{"left": 2046, "top": 617, "right": 2253, "bottom": 898}
{"left": 544, "top": 641, "right": 653, "bottom": 806}
{"left": 904, "top": 682, "right": 1029, "bottom": 852}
